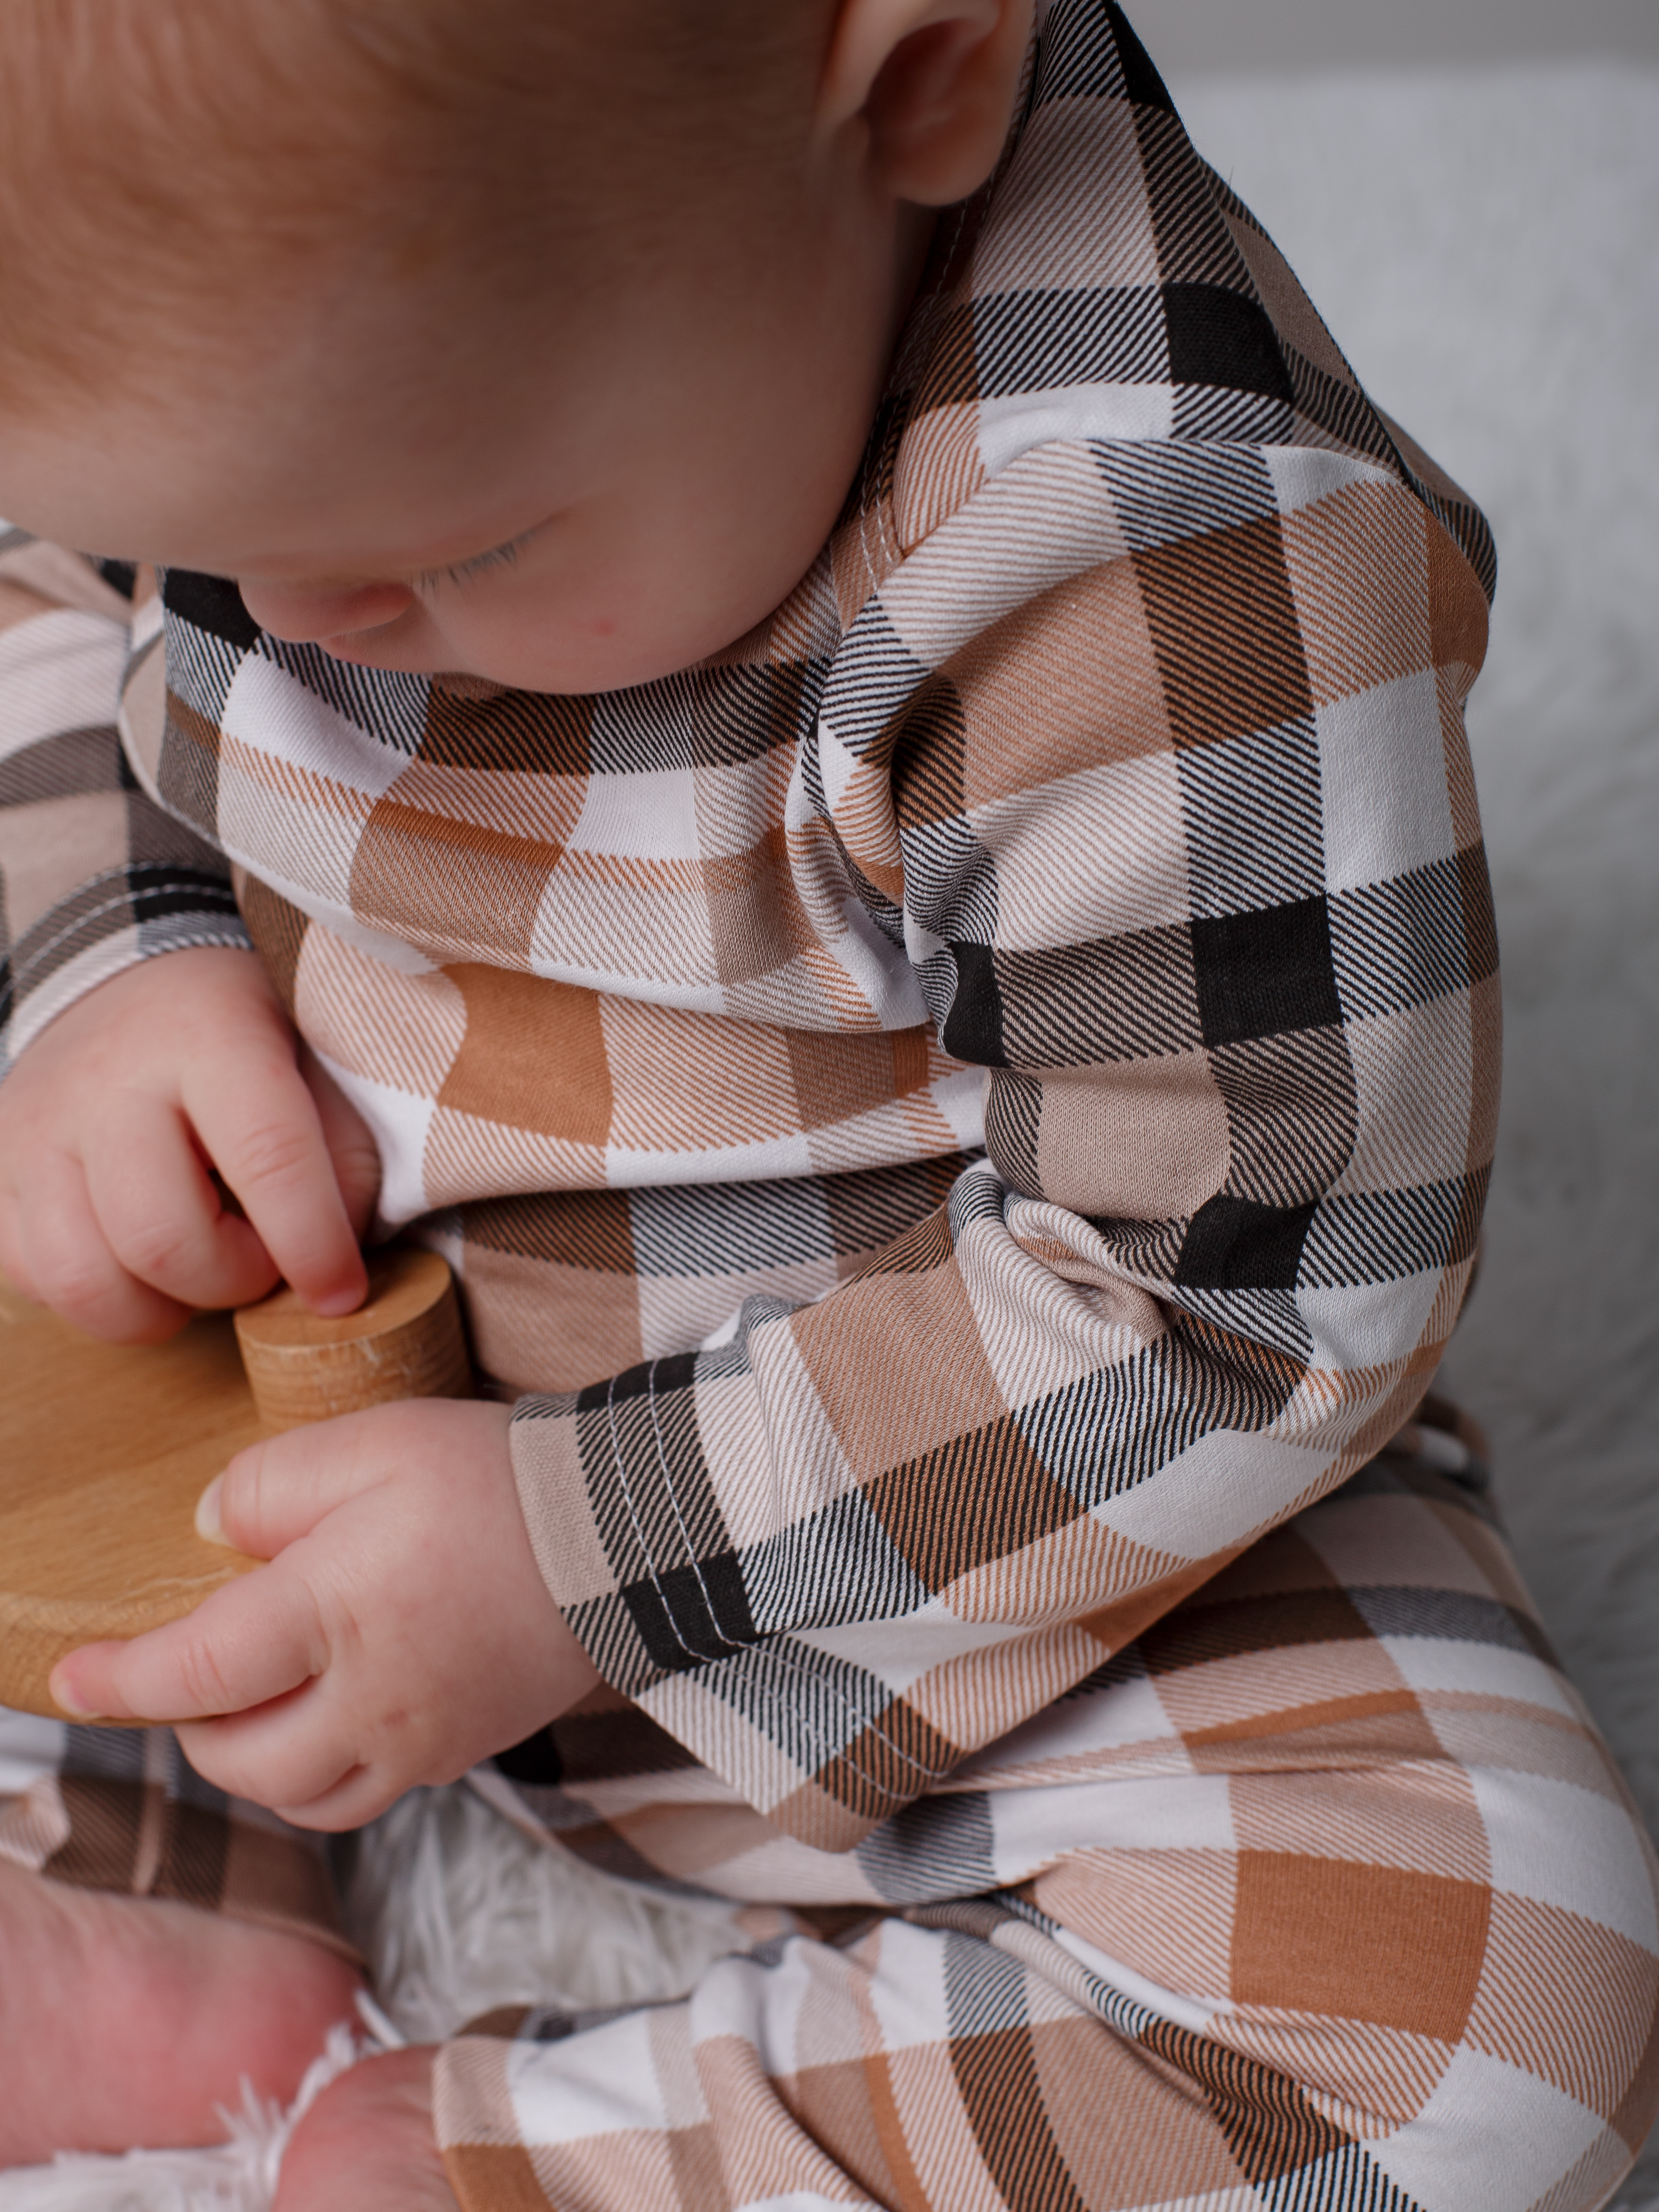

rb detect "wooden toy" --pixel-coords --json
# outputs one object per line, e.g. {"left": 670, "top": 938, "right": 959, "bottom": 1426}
{"left": 234, "top": 1247, "right": 469, "bottom": 1428}
{"left": 0, "top": 1247, "right": 470, "bottom": 1722}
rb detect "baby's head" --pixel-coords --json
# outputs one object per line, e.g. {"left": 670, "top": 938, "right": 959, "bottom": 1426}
{"left": 0, "top": 0, "right": 1029, "bottom": 691}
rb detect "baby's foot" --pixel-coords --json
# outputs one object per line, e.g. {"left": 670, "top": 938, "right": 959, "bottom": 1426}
{"left": 0, "top": 1857, "right": 363, "bottom": 2164}
{"left": 274, "top": 2047, "right": 459, "bottom": 2212}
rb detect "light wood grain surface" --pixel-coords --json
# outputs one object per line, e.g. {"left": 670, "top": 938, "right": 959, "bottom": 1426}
{"left": 0, "top": 1273, "right": 265, "bottom": 1721}
{"left": 0, "top": 1249, "right": 472, "bottom": 1723}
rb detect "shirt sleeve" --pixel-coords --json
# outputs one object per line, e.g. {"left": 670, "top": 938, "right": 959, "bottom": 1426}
{"left": 0, "top": 534, "right": 249, "bottom": 1078}
{"left": 506, "top": 130, "right": 1499, "bottom": 1855}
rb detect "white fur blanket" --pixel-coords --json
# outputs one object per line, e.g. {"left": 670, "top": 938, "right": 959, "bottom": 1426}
{"left": 5, "top": 59, "right": 1657, "bottom": 2212}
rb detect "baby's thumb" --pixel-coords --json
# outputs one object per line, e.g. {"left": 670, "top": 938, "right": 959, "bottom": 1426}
{"left": 197, "top": 1415, "right": 383, "bottom": 1559}
{"left": 301, "top": 1047, "right": 381, "bottom": 1240}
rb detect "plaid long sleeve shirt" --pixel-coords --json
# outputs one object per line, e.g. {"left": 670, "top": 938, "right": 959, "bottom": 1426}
{"left": 0, "top": 1, "right": 1498, "bottom": 1873}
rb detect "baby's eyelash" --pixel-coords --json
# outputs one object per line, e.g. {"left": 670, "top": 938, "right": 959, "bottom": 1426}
{"left": 413, "top": 532, "right": 533, "bottom": 593}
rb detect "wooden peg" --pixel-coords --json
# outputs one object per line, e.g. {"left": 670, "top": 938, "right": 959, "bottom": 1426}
{"left": 234, "top": 1246, "right": 471, "bottom": 1428}
{"left": 0, "top": 1248, "right": 472, "bottom": 1722}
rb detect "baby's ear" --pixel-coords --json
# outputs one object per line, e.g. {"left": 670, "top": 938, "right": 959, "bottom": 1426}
{"left": 818, "top": 0, "right": 1034, "bottom": 207}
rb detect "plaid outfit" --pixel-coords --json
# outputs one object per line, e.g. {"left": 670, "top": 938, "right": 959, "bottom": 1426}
{"left": 1, "top": 2, "right": 1654, "bottom": 2203}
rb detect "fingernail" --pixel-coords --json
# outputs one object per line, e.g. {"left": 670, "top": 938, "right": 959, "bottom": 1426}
{"left": 196, "top": 1475, "right": 227, "bottom": 1546}
{"left": 49, "top": 1668, "right": 98, "bottom": 1720}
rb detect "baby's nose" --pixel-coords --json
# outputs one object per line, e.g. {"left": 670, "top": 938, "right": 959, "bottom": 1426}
{"left": 236, "top": 576, "right": 415, "bottom": 643}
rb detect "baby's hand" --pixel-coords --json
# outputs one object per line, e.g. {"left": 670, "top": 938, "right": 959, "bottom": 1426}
{"left": 48, "top": 1398, "right": 600, "bottom": 1829}
{"left": 0, "top": 947, "right": 378, "bottom": 1340}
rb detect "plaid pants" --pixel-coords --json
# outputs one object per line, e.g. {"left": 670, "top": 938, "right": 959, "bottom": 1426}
{"left": 5, "top": 1434, "right": 1656, "bottom": 2211}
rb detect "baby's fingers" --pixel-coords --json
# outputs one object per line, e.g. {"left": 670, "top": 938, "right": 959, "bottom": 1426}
{"left": 197, "top": 1402, "right": 432, "bottom": 1560}
{"left": 187, "top": 1057, "right": 367, "bottom": 1320}
{"left": 83, "top": 1092, "right": 281, "bottom": 1314}
{"left": 300, "top": 1047, "right": 381, "bottom": 1244}
{"left": 49, "top": 1561, "right": 325, "bottom": 1724}
{"left": 13, "top": 1144, "right": 194, "bottom": 1344}
{"left": 175, "top": 1705, "right": 365, "bottom": 1825}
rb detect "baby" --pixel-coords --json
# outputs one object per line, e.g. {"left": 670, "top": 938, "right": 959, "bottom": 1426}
{"left": 2, "top": 2, "right": 1655, "bottom": 2209}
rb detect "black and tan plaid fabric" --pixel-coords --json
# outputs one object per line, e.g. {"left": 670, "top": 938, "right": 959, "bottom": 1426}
{"left": 0, "top": 1710, "right": 349, "bottom": 1957}
{"left": 436, "top": 1444, "right": 1659, "bottom": 2212}
{"left": 1, "top": 0, "right": 1499, "bottom": 1858}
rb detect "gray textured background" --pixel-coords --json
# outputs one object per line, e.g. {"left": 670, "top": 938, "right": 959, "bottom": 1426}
{"left": 1132, "top": 0, "right": 1659, "bottom": 74}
